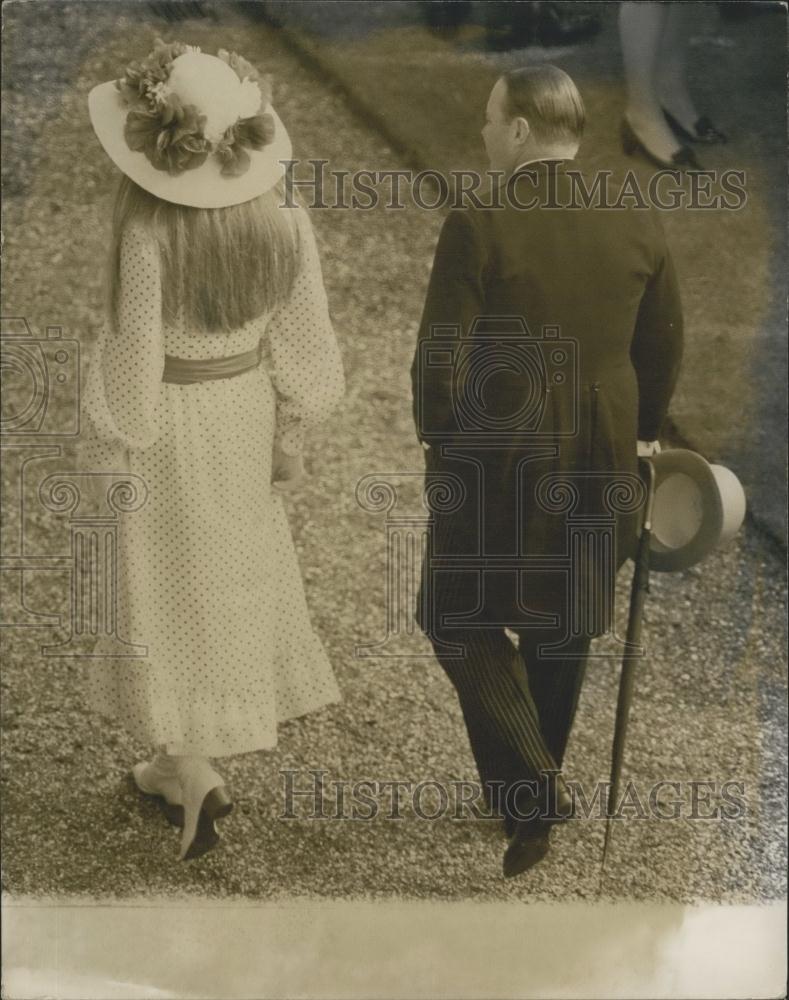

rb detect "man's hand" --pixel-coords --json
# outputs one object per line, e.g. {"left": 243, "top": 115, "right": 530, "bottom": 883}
{"left": 272, "top": 446, "right": 306, "bottom": 492}
{"left": 637, "top": 439, "right": 662, "bottom": 457}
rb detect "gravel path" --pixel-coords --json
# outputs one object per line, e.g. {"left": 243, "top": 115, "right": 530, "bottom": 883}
{"left": 1, "top": 2, "right": 786, "bottom": 902}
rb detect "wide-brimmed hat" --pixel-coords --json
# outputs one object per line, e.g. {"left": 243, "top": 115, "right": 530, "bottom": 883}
{"left": 647, "top": 448, "right": 746, "bottom": 572}
{"left": 88, "top": 40, "right": 292, "bottom": 208}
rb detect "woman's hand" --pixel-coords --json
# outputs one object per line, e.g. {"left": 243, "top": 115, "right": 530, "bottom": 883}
{"left": 637, "top": 439, "right": 662, "bottom": 457}
{"left": 272, "top": 446, "right": 306, "bottom": 492}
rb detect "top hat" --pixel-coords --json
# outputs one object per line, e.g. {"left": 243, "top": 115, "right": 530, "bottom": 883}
{"left": 647, "top": 449, "right": 746, "bottom": 572}
{"left": 88, "top": 41, "right": 292, "bottom": 208}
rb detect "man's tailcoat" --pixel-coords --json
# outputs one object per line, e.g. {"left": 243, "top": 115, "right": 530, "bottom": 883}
{"left": 411, "top": 160, "right": 683, "bottom": 637}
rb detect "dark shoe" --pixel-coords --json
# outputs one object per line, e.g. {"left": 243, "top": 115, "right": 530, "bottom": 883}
{"left": 663, "top": 109, "right": 727, "bottom": 145}
{"left": 503, "top": 821, "right": 551, "bottom": 878}
{"left": 621, "top": 119, "right": 703, "bottom": 171}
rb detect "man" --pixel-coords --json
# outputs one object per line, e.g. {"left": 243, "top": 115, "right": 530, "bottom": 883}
{"left": 411, "top": 66, "right": 683, "bottom": 877}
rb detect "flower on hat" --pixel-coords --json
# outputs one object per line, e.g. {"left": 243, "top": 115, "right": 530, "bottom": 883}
{"left": 116, "top": 40, "right": 275, "bottom": 178}
{"left": 125, "top": 94, "right": 211, "bottom": 176}
{"left": 116, "top": 40, "right": 198, "bottom": 106}
{"left": 214, "top": 113, "right": 276, "bottom": 177}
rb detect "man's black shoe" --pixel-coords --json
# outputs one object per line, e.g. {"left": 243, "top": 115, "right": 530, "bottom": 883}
{"left": 503, "top": 820, "right": 551, "bottom": 878}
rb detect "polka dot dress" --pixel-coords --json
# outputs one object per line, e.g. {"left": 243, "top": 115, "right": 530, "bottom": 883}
{"left": 80, "top": 205, "right": 345, "bottom": 757}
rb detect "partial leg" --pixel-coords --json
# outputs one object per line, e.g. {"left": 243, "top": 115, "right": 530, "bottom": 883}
{"left": 657, "top": 2, "right": 702, "bottom": 134}
{"left": 619, "top": 1, "right": 683, "bottom": 161}
{"left": 516, "top": 630, "right": 591, "bottom": 770}
{"left": 430, "top": 627, "right": 559, "bottom": 813}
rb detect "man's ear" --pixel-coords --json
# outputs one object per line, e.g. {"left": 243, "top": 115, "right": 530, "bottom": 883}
{"left": 513, "top": 116, "right": 530, "bottom": 143}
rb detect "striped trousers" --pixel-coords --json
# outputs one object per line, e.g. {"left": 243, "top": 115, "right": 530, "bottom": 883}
{"left": 430, "top": 626, "right": 590, "bottom": 816}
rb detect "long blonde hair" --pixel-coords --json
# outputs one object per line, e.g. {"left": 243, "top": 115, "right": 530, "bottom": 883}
{"left": 107, "top": 175, "right": 300, "bottom": 334}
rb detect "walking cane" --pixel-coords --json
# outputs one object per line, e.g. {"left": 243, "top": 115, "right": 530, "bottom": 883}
{"left": 601, "top": 457, "right": 657, "bottom": 871}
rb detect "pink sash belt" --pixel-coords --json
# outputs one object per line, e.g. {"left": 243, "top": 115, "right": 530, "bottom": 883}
{"left": 162, "top": 342, "right": 262, "bottom": 385}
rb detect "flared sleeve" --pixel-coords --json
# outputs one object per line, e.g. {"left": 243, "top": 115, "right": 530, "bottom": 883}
{"left": 81, "top": 223, "right": 165, "bottom": 469}
{"left": 265, "top": 206, "right": 345, "bottom": 456}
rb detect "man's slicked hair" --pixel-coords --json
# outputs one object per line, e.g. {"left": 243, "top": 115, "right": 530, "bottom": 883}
{"left": 501, "top": 65, "right": 585, "bottom": 145}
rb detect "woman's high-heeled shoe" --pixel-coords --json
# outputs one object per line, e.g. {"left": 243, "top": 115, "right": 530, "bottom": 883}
{"left": 172, "top": 756, "right": 233, "bottom": 862}
{"left": 620, "top": 118, "right": 703, "bottom": 171}
{"left": 133, "top": 754, "right": 233, "bottom": 861}
{"left": 663, "top": 108, "right": 728, "bottom": 145}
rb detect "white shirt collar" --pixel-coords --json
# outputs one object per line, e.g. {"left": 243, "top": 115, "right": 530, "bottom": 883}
{"left": 513, "top": 156, "right": 572, "bottom": 172}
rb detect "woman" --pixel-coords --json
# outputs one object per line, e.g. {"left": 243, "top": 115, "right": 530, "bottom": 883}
{"left": 81, "top": 41, "right": 345, "bottom": 861}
